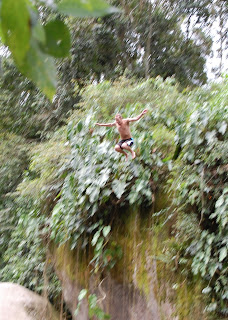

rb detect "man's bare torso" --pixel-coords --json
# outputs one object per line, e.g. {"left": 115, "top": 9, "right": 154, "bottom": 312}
{"left": 116, "top": 119, "right": 132, "bottom": 140}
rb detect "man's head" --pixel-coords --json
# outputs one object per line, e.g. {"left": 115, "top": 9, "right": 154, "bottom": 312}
{"left": 115, "top": 113, "right": 122, "bottom": 124}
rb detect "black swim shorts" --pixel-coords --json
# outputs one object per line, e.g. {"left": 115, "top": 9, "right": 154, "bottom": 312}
{"left": 117, "top": 138, "right": 134, "bottom": 149}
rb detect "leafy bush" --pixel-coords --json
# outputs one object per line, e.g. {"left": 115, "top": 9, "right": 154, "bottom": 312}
{"left": 0, "top": 197, "right": 61, "bottom": 300}
{"left": 0, "top": 133, "right": 29, "bottom": 198}
{"left": 170, "top": 76, "right": 228, "bottom": 315}
{"left": 77, "top": 76, "right": 188, "bottom": 123}
{"left": 0, "top": 131, "right": 64, "bottom": 302}
{"left": 1, "top": 76, "right": 227, "bottom": 318}
{"left": 50, "top": 104, "right": 173, "bottom": 271}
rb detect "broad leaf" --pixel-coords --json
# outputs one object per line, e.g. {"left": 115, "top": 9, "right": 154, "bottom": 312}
{"left": 102, "top": 225, "right": 111, "bottom": 237}
{"left": 88, "top": 294, "right": 97, "bottom": 309}
{"left": 77, "top": 121, "right": 83, "bottom": 132}
{"left": 95, "top": 237, "right": 104, "bottom": 251}
{"left": 218, "top": 121, "right": 227, "bottom": 135}
{"left": 52, "top": 203, "right": 62, "bottom": 216}
{"left": 112, "top": 179, "right": 127, "bottom": 199}
{"left": 99, "top": 170, "right": 110, "bottom": 187}
{"left": 19, "top": 39, "right": 57, "bottom": 100}
{"left": 202, "top": 286, "right": 212, "bottom": 294}
{"left": 78, "top": 289, "right": 87, "bottom": 301}
{"left": 91, "top": 230, "right": 100, "bottom": 246}
{"left": 205, "top": 130, "right": 216, "bottom": 144}
{"left": 57, "top": 0, "right": 120, "bottom": 18}
{"left": 215, "top": 196, "right": 224, "bottom": 208}
{"left": 42, "top": 19, "right": 71, "bottom": 58}
{"left": 87, "top": 185, "right": 100, "bottom": 203}
{"left": 1, "top": 0, "right": 30, "bottom": 64}
{"left": 219, "top": 247, "right": 227, "bottom": 262}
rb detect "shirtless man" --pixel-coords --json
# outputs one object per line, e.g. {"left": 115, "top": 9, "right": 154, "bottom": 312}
{"left": 95, "top": 109, "right": 148, "bottom": 160}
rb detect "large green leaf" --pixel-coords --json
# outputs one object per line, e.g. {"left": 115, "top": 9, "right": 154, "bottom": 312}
{"left": 42, "top": 19, "right": 71, "bottom": 58}
{"left": 57, "top": 0, "right": 120, "bottom": 18}
{"left": 1, "top": 0, "right": 30, "bottom": 64}
{"left": 18, "top": 39, "right": 57, "bottom": 100}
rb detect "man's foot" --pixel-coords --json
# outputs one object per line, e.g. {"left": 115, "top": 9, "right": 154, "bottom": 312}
{"left": 132, "top": 151, "right": 136, "bottom": 159}
{"left": 125, "top": 153, "right": 128, "bottom": 161}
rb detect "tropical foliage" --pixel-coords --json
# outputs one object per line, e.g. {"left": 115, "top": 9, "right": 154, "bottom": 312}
{"left": 0, "top": 0, "right": 227, "bottom": 318}
{"left": 0, "top": 0, "right": 119, "bottom": 98}
{"left": 0, "top": 76, "right": 227, "bottom": 318}
{"left": 169, "top": 80, "right": 228, "bottom": 314}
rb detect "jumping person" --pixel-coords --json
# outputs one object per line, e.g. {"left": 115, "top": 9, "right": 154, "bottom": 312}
{"left": 95, "top": 109, "right": 148, "bottom": 161}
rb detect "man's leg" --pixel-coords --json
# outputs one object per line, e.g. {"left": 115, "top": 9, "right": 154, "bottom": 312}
{"left": 115, "top": 145, "right": 128, "bottom": 161}
{"left": 121, "top": 142, "right": 136, "bottom": 159}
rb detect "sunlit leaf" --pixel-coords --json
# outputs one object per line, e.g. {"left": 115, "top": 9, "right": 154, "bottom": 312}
{"left": 88, "top": 294, "right": 97, "bottom": 308}
{"left": 218, "top": 121, "right": 227, "bottom": 135}
{"left": 52, "top": 203, "right": 62, "bottom": 216}
{"left": 1, "top": 0, "right": 30, "bottom": 64}
{"left": 102, "top": 225, "right": 111, "bottom": 237}
{"left": 215, "top": 196, "right": 224, "bottom": 208}
{"left": 91, "top": 230, "right": 100, "bottom": 246}
{"left": 57, "top": 0, "right": 120, "bottom": 18}
{"left": 205, "top": 130, "right": 216, "bottom": 144}
{"left": 95, "top": 237, "right": 104, "bottom": 251}
{"left": 202, "top": 286, "right": 212, "bottom": 294}
{"left": 99, "top": 171, "right": 110, "bottom": 187}
{"left": 112, "top": 179, "right": 127, "bottom": 199}
{"left": 87, "top": 185, "right": 100, "bottom": 203}
{"left": 219, "top": 247, "right": 227, "bottom": 262}
{"left": 78, "top": 289, "right": 87, "bottom": 301}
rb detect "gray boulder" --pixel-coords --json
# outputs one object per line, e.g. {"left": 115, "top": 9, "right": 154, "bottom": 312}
{"left": 0, "top": 282, "right": 59, "bottom": 320}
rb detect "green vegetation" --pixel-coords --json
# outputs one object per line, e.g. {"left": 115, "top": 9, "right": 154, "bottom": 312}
{"left": 169, "top": 80, "right": 228, "bottom": 314}
{"left": 0, "top": 0, "right": 227, "bottom": 318}
{"left": 0, "top": 0, "right": 119, "bottom": 99}
{"left": 1, "top": 76, "right": 227, "bottom": 318}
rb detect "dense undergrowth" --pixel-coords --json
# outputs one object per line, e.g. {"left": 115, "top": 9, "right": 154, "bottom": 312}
{"left": 0, "top": 76, "right": 227, "bottom": 318}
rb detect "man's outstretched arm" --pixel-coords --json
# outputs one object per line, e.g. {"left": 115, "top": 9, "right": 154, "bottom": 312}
{"left": 95, "top": 122, "right": 116, "bottom": 127}
{"left": 126, "top": 109, "right": 148, "bottom": 122}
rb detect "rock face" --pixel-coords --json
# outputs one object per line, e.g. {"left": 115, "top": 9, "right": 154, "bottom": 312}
{"left": 0, "top": 282, "right": 59, "bottom": 320}
{"left": 55, "top": 260, "right": 177, "bottom": 320}
{"left": 53, "top": 207, "right": 208, "bottom": 320}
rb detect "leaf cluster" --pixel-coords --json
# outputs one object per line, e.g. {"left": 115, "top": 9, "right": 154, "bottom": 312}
{"left": 0, "top": 0, "right": 119, "bottom": 99}
{"left": 169, "top": 76, "right": 228, "bottom": 314}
